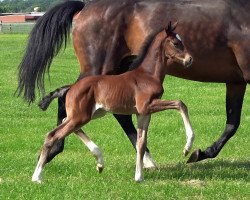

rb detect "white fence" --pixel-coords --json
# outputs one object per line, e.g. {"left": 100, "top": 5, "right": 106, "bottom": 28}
{"left": 0, "top": 22, "right": 35, "bottom": 34}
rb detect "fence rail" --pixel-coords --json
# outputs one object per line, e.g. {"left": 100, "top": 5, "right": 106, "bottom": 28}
{"left": 0, "top": 22, "right": 35, "bottom": 34}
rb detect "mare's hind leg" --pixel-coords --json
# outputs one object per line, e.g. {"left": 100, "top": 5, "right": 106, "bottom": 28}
{"left": 75, "top": 129, "right": 104, "bottom": 173}
{"left": 188, "top": 83, "right": 246, "bottom": 163}
{"left": 32, "top": 119, "right": 77, "bottom": 183}
{"left": 113, "top": 114, "right": 156, "bottom": 168}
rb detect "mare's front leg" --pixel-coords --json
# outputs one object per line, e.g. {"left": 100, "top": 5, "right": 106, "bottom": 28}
{"left": 135, "top": 115, "right": 151, "bottom": 182}
{"left": 113, "top": 114, "right": 156, "bottom": 168}
{"left": 188, "top": 83, "right": 246, "bottom": 163}
{"left": 75, "top": 129, "right": 104, "bottom": 173}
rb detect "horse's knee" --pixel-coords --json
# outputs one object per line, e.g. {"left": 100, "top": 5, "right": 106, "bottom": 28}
{"left": 176, "top": 100, "right": 187, "bottom": 111}
{"left": 136, "top": 106, "right": 150, "bottom": 115}
{"left": 44, "top": 136, "right": 55, "bottom": 149}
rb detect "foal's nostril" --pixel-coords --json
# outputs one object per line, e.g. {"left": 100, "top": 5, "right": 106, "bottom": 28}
{"left": 189, "top": 57, "right": 193, "bottom": 65}
{"left": 189, "top": 57, "right": 193, "bottom": 63}
{"left": 186, "top": 56, "right": 193, "bottom": 67}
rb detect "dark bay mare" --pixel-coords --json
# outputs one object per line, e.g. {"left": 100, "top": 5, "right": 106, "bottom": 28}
{"left": 17, "top": 0, "right": 250, "bottom": 164}
{"left": 32, "top": 24, "right": 194, "bottom": 183}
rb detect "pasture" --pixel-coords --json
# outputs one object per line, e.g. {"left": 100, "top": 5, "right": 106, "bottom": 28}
{"left": 0, "top": 34, "right": 249, "bottom": 199}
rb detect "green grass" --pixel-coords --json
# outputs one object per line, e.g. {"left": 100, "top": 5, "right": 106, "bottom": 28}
{"left": 0, "top": 34, "right": 249, "bottom": 199}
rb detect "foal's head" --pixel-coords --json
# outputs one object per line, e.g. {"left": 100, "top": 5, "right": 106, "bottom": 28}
{"left": 163, "top": 22, "right": 193, "bottom": 68}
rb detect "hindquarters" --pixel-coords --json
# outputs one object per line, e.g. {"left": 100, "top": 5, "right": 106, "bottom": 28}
{"left": 65, "top": 81, "right": 96, "bottom": 128}
{"left": 73, "top": 1, "right": 132, "bottom": 75}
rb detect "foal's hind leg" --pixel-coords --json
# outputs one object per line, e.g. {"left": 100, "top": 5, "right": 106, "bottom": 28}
{"left": 75, "top": 129, "right": 104, "bottom": 173}
{"left": 32, "top": 119, "right": 77, "bottom": 183}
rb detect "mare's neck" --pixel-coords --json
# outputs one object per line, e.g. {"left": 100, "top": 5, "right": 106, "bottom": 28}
{"left": 137, "top": 32, "right": 166, "bottom": 84}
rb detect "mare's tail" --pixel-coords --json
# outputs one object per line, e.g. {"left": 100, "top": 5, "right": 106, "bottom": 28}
{"left": 17, "top": 1, "right": 84, "bottom": 104}
{"left": 38, "top": 85, "right": 70, "bottom": 111}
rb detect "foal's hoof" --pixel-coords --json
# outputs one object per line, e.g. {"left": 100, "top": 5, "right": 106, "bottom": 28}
{"left": 187, "top": 149, "right": 202, "bottom": 163}
{"left": 135, "top": 176, "right": 144, "bottom": 183}
{"left": 183, "top": 148, "right": 189, "bottom": 157}
{"left": 96, "top": 164, "right": 104, "bottom": 173}
{"left": 143, "top": 152, "right": 157, "bottom": 169}
{"left": 32, "top": 178, "right": 42, "bottom": 184}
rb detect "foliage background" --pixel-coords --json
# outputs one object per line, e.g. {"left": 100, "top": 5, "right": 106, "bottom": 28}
{"left": 0, "top": 0, "right": 63, "bottom": 13}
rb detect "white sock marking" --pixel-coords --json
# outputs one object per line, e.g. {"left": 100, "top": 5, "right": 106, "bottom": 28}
{"left": 180, "top": 111, "right": 195, "bottom": 153}
{"left": 32, "top": 161, "right": 43, "bottom": 183}
{"left": 87, "top": 141, "right": 104, "bottom": 167}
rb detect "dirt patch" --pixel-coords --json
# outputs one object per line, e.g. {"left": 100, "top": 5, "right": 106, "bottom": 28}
{"left": 181, "top": 179, "right": 206, "bottom": 187}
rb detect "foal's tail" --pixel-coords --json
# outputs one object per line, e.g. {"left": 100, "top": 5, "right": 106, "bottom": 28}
{"left": 17, "top": 1, "right": 85, "bottom": 104}
{"left": 38, "top": 85, "right": 70, "bottom": 111}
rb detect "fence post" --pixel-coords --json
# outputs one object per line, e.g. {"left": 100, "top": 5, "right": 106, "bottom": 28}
{"left": 0, "top": 21, "right": 2, "bottom": 33}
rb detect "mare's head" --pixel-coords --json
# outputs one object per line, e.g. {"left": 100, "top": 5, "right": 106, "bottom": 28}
{"left": 163, "top": 22, "right": 193, "bottom": 68}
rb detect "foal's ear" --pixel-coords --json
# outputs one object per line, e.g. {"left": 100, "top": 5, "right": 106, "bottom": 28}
{"left": 165, "top": 21, "right": 178, "bottom": 35}
{"left": 171, "top": 21, "right": 178, "bottom": 31}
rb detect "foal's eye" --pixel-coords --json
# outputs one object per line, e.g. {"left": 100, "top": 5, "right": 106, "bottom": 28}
{"left": 172, "top": 41, "right": 179, "bottom": 47}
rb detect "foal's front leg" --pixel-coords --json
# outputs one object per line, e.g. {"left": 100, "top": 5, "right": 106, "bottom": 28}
{"left": 147, "top": 99, "right": 195, "bottom": 156}
{"left": 135, "top": 114, "right": 151, "bottom": 182}
{"left": 113, "top": 114, "right": 156, "bottom": 169}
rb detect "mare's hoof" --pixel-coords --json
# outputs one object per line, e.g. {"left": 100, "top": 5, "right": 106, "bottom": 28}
{"left": 187, "top": 149, "right": 202, "bottom": 163}
{"left": 96, "top": 164, "right": 104, "bottom": 173}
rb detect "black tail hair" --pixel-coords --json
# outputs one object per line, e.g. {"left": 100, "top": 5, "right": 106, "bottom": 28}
{"left": 38, "top": 85, "right": 70, "bottom": 111}
{"left": 17, "top": 1, "right": 84, "bottom": 104}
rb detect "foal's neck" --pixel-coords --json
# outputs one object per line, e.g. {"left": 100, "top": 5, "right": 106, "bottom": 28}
{"left": 137, "top": 32, "right": 166, "bottom": 83}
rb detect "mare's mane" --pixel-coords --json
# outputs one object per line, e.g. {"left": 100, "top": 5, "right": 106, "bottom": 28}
{"left": 129, "top": 27, "right": 163, "bottom": 71}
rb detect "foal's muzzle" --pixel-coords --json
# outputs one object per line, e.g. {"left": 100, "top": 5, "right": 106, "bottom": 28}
{"left": 183, "top": 54, "right": 193, "bottom": 68}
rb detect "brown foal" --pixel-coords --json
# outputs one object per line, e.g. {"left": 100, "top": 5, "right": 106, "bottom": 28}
{"left": 32, "top": 22, "right": 194, "bottom": 183}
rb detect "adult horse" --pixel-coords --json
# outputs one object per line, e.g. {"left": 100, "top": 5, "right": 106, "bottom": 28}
{"left": 17, "top": 0, "right": 250, "bottom": 164}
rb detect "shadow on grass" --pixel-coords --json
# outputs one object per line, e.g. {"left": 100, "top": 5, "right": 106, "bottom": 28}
{"left": 145, "top": 159, "right": 250, "bottom": 181}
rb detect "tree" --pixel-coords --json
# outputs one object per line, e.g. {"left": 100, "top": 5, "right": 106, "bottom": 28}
{"left": 0, "top": 0, "right": 63, "bottom": 13}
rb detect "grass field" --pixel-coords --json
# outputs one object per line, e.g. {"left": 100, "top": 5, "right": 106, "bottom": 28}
{"left": 0, "top": 34, "right": 249, "bottom": 199}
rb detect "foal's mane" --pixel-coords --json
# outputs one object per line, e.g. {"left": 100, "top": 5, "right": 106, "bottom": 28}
{"left": 129, "top": 27, "right": 163, "bottom": 71}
